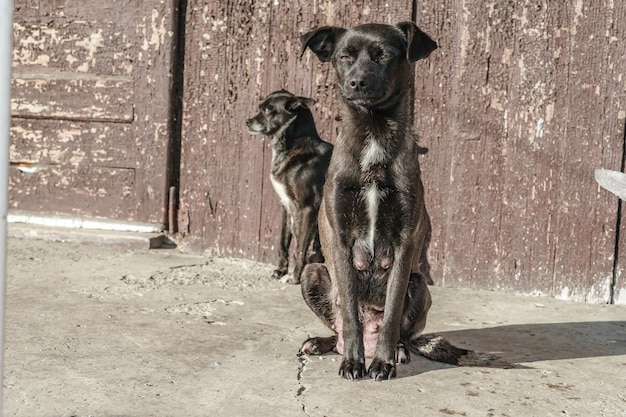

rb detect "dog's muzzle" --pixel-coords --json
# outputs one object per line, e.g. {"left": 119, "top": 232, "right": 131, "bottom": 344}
{"left": 246, "top": 118, "right": 265, "bottom": 135}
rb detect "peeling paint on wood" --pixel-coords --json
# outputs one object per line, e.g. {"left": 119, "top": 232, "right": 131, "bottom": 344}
{"left": 11, "top": 71, "right": 134, "bottom": 121}
{"left": 10, "top": 0, "right": 178, "bottom": 225}
{"left": 415, "top": 0, "right": 626, "bottom": 303}
{"left": 180, "top": 1, "right": 626, "bottom": 303}
{"left": 12, "top": 0, "right": 626, "bottom": 303}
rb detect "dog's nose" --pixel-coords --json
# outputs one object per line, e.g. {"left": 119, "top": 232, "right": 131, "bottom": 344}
{"left": 245, "top": 118, "right": 253, "bottom": 127}
{"left": 348, "top": 78, "right": 366, "bottom": 91}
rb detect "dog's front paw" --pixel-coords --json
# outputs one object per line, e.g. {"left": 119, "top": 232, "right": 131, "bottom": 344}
{"left": 338, "top": 357, "right": 366, "bottom": 380}
{"left": 368, "top": 358, "right": 397, "bottom": 381}
{"left": 299, "top": 336, "right": 337, "bottom": 356}
{"left": 271, "top": 269, "right": 287, "bottom": 280}
{"left": 279, "top": 274, "right": 300, "bottom": 285}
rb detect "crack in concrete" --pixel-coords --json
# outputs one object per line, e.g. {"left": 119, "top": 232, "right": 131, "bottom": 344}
{"left": 296, "top": 354, "right": 311, "bottom": 416}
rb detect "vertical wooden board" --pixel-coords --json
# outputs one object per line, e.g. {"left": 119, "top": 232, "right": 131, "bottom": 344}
{"left": 616, "top": 186, "right": 626, "bottom": 305}
{"left": 180, "top": 0, "right": 267, "bottom": 257}
{"left": 493, "top": 2, "right": 566, "bottom": 296}
{"left": 550, "top": 1, "right": 625, "bottom": 303}
{"left": 131, "top": 0, "right": 178, "bottom": 224}
{"left": 416, "top": 1, "right": 512, "bottom": 290}
{"left": 592, "top": 2, "right": 626, "bottom": 304}
{"left": 252, "top": 1, "right": 321, "bottom": 263}
{"left": 412, "top": 1, "right": 455, "bottom": 284}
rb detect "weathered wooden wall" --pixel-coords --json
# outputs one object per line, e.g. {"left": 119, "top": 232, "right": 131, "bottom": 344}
{"left": 10, "top": 0, "right": 179, "bottom": 224}
{"left": 414, "top": 1, "right": 626, "bottom": 303}
{"left": 179, "top": 1, "right": 626, "bottom": 304}
{"left": 11, "top": 1, "right": 626, "bottom": 303}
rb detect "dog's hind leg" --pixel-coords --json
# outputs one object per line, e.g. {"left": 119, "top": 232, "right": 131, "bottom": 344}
{"left": 401, "top": 272, "right": 432, "bottom": 340}
{"left": 272, "top": 207, "right": 292, "bottom": 280}
{"left": 306, "top": 234, "right": 324, "bottom": 264}
{"left": 288, "top": 206, "right": 317, "bottom": 284}
{"left": 299, "top": 263, "right": 338, "bottom": 355}
{"left": 300, "top": 263, "right": 334, "bottom": 327}
{"left": 419, "top": 209, "right": 434, "bottom": 284}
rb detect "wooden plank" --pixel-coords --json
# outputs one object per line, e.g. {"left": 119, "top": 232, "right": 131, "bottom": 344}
{"left": 12, "top": 18, "right": 134, "bottom": 76}
{"left": 9, "top": 166, "right": 137, "bottom": 220}
{"left": 416, "top": 0, "right": 513, "bottom": 290}
{"left": 490, "top": 2, "right": 566, "bottom": 296}
{"left": 127, "top": 0, "right": 177, "bottom": 225}
{"left": 180, "top": 0, "right": 268, "bottom": 257}
{"left": 9, "top": 119, "right": 140, "bottom": 220}
{"left": 412, "top": 1, "right": 455, "bottom": 284}
{"left": 11, "top": 70, "right": 134, "bottom": 122}
{"left": 10, "top": 119, "right": 134, "bottom": 167}
{"left": 12, "top": 15, "right": 135, "bottom": 121}
{"left": 605, "top": 3, "right": 626, "bottom": 305}
{"left": 550, "top": 1, "right": 625, "bottom": 303}
{"left": 13, "top": 0, "right": 39, "bottom": 20}
{"left": 38, "top": 0, "right": 136, "bottom": 23}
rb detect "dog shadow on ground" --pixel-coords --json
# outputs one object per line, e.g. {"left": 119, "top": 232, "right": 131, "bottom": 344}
{"left": 396, "top": 320, "right": 626, "bottom": 379}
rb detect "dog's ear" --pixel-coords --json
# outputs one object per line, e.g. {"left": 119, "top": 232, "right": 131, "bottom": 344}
{"left": 288, "top": 97, "right": 316, "bottom": 111}
{"left": 396, "top": 22, "right": 437, "bottom": 62}
{"left": 300, "top": 26, "right": 346, "bottom": 62}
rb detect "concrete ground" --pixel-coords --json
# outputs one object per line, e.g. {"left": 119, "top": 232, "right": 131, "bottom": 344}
{"left": 2, "top": 229, "right": 625, "bottom": 416}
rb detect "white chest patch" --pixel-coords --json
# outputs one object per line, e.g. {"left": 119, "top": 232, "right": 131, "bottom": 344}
{"left": 364, "top": 183, "right": 380, "bottom": 253}
{"left": 270, "top": 176, "right": 293, "bottom": 210}
{"left": 360, "top": 140, "right": 386, "bottom": 171}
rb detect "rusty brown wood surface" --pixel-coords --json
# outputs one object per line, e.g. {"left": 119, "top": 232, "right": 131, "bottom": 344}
{"left": 180, "top": 1, "right": 626, "bottom": 303}
{"left": 415, "top": 1, "right": 626, "bottom": 303}
{"left": 12, "top": 1, "right": 626, "bottom": 303}
{"left": 10, "top": 0, "right": 177, "bottom": 224}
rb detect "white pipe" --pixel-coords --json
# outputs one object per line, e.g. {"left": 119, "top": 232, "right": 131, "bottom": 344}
{"left": 7, "top": 211, "right": 164, "bottom": 233}
{"left": 0, "top": 0, "right": 14, "bottom": 412}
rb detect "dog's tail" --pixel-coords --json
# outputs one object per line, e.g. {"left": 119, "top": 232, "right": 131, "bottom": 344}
{"left": 406, "top": 334, "right": 511, "bottom": 367}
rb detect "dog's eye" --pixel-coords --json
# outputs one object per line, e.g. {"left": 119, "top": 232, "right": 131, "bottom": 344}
{"left": 263, "top": 107, "right": 272, "bottom": 115}
{"left": 376, "top": 53, "right": 392, "bottom": 62}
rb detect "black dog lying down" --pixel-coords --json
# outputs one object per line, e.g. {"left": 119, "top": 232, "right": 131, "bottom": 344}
{"left": 246, "top": 90, "right": 333, "bottom": 285}
{"left": 299, "top": 22, "right": 500, "bottom": 380}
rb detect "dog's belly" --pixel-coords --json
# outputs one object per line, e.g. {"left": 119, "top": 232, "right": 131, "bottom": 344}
{"left": 333, "top": 301, "right": 384, "bottom": 358}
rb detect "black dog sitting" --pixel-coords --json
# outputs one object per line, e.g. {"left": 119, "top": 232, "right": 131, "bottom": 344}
{"left": 246, "top": 90, "right": 333, "bottom": 284}
{"left": 299, "top": 23, "right": 499, "bottom": 380}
